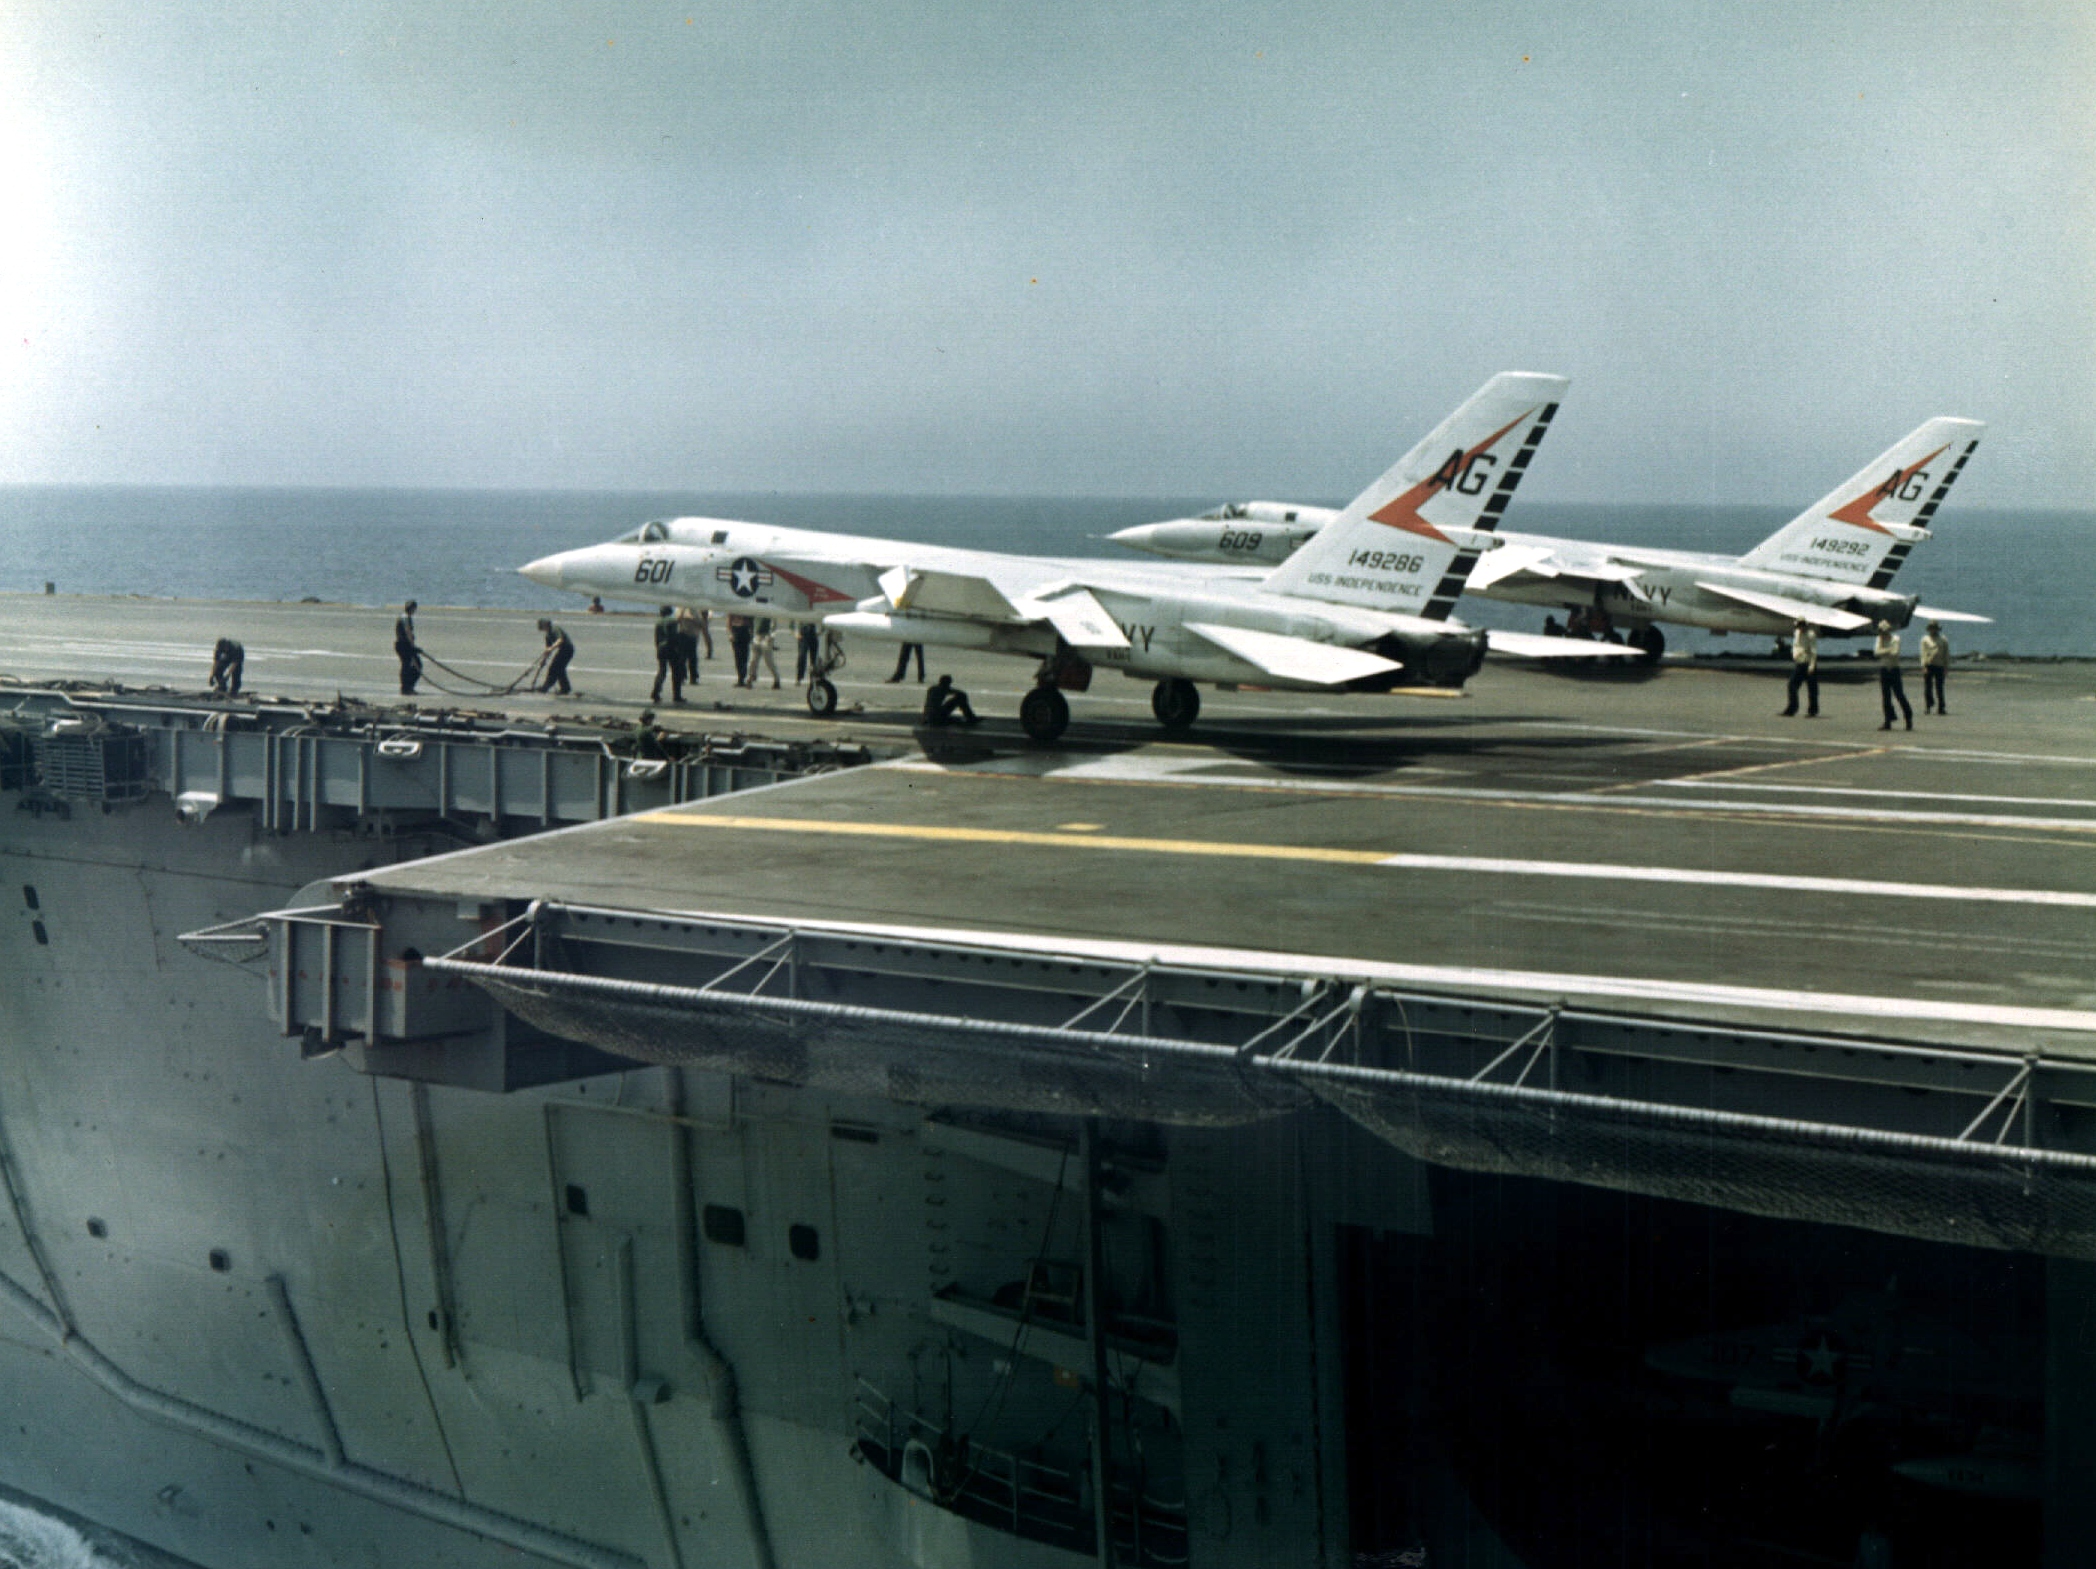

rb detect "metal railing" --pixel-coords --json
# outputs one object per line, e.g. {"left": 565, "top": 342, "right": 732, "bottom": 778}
{"left": 852, "top": 1379, "right": 1188, "bottom": 1565}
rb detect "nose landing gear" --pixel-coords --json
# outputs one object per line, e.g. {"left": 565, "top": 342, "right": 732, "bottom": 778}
{"left": 1151, "top": 678, "right": 1200, "bottom": 732}
{"left": 805, "top": 630, "right": 847, "bottom": 716}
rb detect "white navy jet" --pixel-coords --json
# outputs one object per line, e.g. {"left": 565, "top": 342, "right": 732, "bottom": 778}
{"left": 1110, "top": 418, "right": 1990, "bottom": 660}
{"left": 519, "top": 372, "right": 1630, "bottom": 741}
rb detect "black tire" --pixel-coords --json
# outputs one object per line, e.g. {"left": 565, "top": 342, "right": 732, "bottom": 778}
{"left": 1634, "top": 626, "right": 1665, "bottom": 666}
{"left": 1151, "top": 678, "right": 1200, "bottom": 731}
{"left": 806, "top": 677, "right": 838, "bottom": 717}
{"left": 1019, "top": 685, "right": 1070, "bottom": 743}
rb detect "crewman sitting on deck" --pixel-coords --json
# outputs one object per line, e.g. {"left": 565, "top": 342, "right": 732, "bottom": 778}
{"left": 922, "top": 674, "right": 980, "bottom": 727}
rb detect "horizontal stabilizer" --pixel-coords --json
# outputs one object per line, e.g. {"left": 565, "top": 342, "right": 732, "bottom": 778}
{"left": 1466, "top": 542, "right": 1560, "bottom": 590}
{"left": 1695, "top": 581, "right": 1870, "bottom": 631}
{"left": 1486, "top": 630, "right": 1644, "bottom": 660}
{"left": 1914, "top": 605, "right": 1993, "bottom": 625}
{"left": 1184, "top": 623, "right": 1401, "bottom": 686}
{"left": 1013, "top": 586, "right": 1130, "bottom": 651}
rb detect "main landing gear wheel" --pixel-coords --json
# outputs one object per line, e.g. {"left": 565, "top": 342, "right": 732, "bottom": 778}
{"left": 806, "top": 677, "right": 838, "bottom": 717}
{"left": 1151, "top": 678, "right": 1200, "bottom": 732}
{"left": 1631, "top": 626, "right": 1665, "bottom": 665}
{"left": 1019, "top": 685, "right": 1070, "bottom": 743}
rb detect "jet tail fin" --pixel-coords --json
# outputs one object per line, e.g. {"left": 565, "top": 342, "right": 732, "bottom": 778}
{"left": 1737, "top": 418, "right": 1985, "bottom": 588}
{"left": 1260, "top": 372, "right": 1569, "bottom": 621}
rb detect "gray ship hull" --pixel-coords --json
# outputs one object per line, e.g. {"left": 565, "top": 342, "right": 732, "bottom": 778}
{"left": 3, "top": 600, "right": 2093, "bottom": 1568}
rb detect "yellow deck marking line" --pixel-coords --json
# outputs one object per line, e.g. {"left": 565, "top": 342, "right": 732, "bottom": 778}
{"left": 639, "top": 813, "right": 1388, "bottom": 865}
{"left": 635, "top": 813, "right": 2096, "bottom": 906}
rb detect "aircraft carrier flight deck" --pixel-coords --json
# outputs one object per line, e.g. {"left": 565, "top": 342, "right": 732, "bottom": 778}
{"left": 7, "top": 591, "right": 2090, "bottom": 1056}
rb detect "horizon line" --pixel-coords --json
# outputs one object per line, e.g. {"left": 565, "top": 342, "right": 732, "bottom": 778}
{"left": 0, "top": 480, "right": 2076, "bottom": 515}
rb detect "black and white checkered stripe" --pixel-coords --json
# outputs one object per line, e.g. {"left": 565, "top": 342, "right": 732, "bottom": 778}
{"left": 1421, "top": 401, "right": 1559, "bottom": 622}
{"left": 1866, "top": 439, "right": 1977, "bottom": 592}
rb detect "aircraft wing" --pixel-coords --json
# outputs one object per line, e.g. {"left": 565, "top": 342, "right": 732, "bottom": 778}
{"left": 880, "top": 566, "right": 1018, "bottom": 622}
{"left": 879, "top": 567, "right": 1131, "bottom": 653}
{"left": 1486, "top": 630, "right": 1644, "bottom": 659}
{"left": 1184, "top": 623, "right": 1402, "bottom": 686}
{"left": 1470, "top": 547, "right": 1650, "bottom": 599}
{"left": 1694, "top": 580, "right": 1871, "bottom": 631}
{"left": 1015, "top": 585, "right": 1130, "bottom": 651}
{"left": 1465, "top": 542, "right": 1562, "bottom": 590}
{"left": 1913, "top": 605, "right": 1993, "bottom": 624}
{"left": 1575, "top": 558, "right": 1648, "bottom": 584}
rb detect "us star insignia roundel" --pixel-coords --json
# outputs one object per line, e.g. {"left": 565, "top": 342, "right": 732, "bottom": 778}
{"left": 717, "top": 556, "right": 774, "bottom": 598}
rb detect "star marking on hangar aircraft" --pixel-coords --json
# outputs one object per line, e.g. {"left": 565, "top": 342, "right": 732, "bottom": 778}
{"left": 1796, "top": 1333, "right": 1846, "bottom": 1383}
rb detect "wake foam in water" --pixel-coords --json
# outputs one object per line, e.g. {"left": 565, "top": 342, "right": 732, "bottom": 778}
{"left": 0, "top": 1500, "right": 141, "bottom": 1569}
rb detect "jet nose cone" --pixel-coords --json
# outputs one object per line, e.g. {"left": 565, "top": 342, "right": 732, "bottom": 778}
{"left": 519, "top": 554, "right": 565, "bottom": 588}
{"left": 1108, "top": 521, "right": 1180, "bottom": 549}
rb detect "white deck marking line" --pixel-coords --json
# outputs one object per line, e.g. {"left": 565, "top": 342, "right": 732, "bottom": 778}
{"left": 639, "top": 813, "right": 2096, "bottom": 907}
{"left": 1372, "top": 854, "right": 2096, "bottom": 907}
{"left": 1640, "top": 747, "right": 1886, "bottom": 787}
{"left": 1586, "top": 798, "right": 2096, "bottom": 831}
{"left": 1527, "top": 721, "right": 2096, "bottom": 769}
{"left": 890, "top": 754, "right": 2096, "bottom": 829}
{"left": 1899, "top": 745, "right": 2096, "bottom": 766}
{"left": 639, "top": 907, "right": 2096, "bottom": 1036}
{"left": 1661, "top": 780, "right": 2096, "bottom": 809}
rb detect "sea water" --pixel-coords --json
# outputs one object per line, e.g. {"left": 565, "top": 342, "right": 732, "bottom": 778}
{"left": 0, "top": 1496, "right": 165, "bottom": 1569}
{"left": 0, "top": 487, "right": 2088, "bottom": 656}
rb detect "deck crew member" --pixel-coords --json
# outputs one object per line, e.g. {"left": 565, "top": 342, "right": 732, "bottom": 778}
{"left": 748, "top": 618, "right": 782, "bottom": 689}
{"left": 393, "top": 600, "right": 421, "bottom": 695}
{"left": 887, "top": 641, "right": 926, "bottom": 683}
{"left": 675, "top": 607, "right": 704, "bottom": 684}
{"left": 922, "top": 674, "right": 979, "bottom": 727}
{"left": 651, "top": 606, "right": 684, "bottom": 703}
{"left": 726, "top": 614, "right": 753, "bottom": 687}
{"left": 796, "top": 621, "right": 823, "bottom": 684}
{"left": 208, "top": 637, "right": 244, "bottom": 696}
{"left": 1920, "top": 621, "right": 1950, "bottom": 715}
{"left": 632, "top": 710, "right": 673, "bottom": 760}
{"left": 1874, "top": 620, "right": 1912, "bottom": 731}
{"left": 536, "top": 618, "right": 576, "bottom": 695}
{"left": 1780, "top": 619, "right": 1819, "bottom": 718}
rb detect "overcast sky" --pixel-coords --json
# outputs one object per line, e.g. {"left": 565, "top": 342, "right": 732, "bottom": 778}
{"left": 2, "top": 1, "right": 2089, "bottom": 504}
